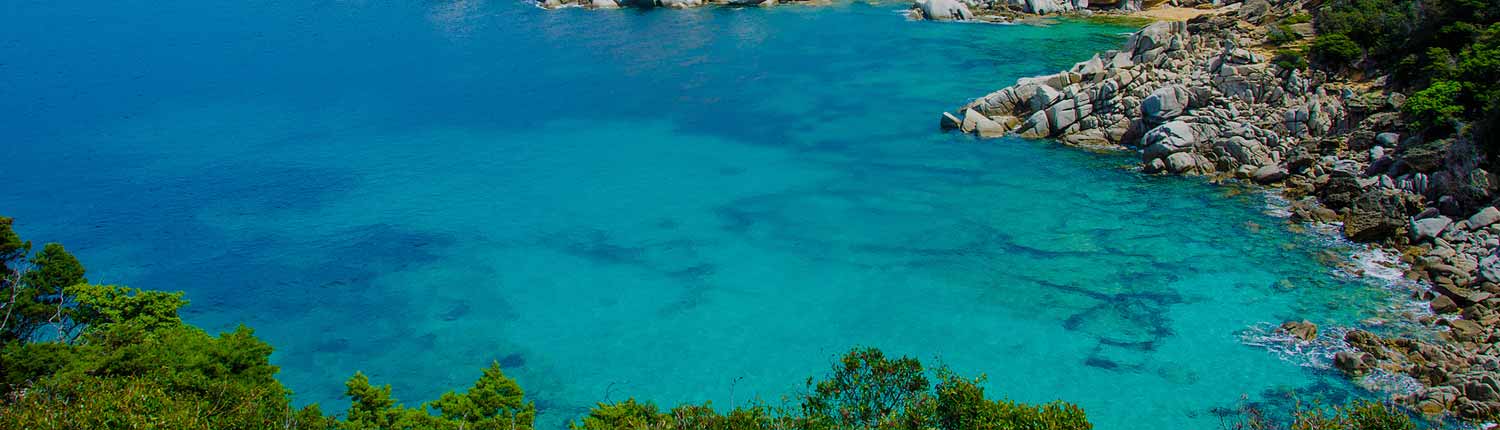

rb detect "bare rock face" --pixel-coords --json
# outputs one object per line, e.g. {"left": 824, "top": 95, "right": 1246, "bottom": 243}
{"left": 1238, "top": 0, "right": 1272, "bottom": 24}
{"left": 1430, "top": 294, "right": 1459, "bottom": 313}
{"left": 913, "top": 0, "right": 974, "bottom": 21}
{"left": 1141, "top": 85, "right": 1193, "bottom": 124}
{"left": 941, "top": 18, "right": 1317, "bottom": 178}
{"left": 1141, "top": 121, "right": 1198, "bottom": 167}
{"left": 1317, "top": 170, "right": 1364, "bottom": 211}
{"left": 1343, "top": 190, "right": 1420, "bottom": 242}
{"left": 658, "top": 0, "right": 702, "bottom": 7}
{"left": 1467, "top": 206, "right": 1500, "bottom": 230}
{"left": 1021, "top": 0, "right": 1086, "bottom": 14}
{"left": 1411, "top": 216, "right": 1453, "bottom": 242}
{"left": 1251, "top": 164, "right": 1288, "bottom": 184}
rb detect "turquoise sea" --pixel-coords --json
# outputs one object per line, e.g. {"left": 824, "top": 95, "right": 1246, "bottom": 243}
{"left": 2, "top": 1, "right": 1408, "bottom": 428}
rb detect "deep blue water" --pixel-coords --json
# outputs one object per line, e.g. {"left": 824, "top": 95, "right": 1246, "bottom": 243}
{"left": 3, "top": 1, "right": 1404, "bottom": 428}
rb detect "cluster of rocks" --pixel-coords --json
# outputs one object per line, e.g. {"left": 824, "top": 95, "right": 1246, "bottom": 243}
{"left": 533, "top": 0, "right": 1141, "bottom": 19}
{"left": 1327, "top": 322, "right": 1500, "bottom": 419}
{"left": 945, "top": 0, "right": 1500, "bottom": 419}
{"left": 536, "top": 0, "right": 780, "bottom": 10}
{"left": 1326, "top": 202, "right": 1500, "bottom": 418}
{"left": 943, "top": 3, "right": 1340, "bottom": 182}
{"left": 911, "top": 0, "right": 1142, "bottom": 22}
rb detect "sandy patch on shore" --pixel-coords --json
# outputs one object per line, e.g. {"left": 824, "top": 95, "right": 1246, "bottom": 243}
{"left": 1136, "top": 6, "right": 1218, "bottom": 21}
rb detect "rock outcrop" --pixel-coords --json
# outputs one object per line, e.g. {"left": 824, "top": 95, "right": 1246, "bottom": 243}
{"left": 943, "top": 4, "right": 1500, "bottom": 420}
{"left": 538, "top": 0, "right": 781, "bottom": 9}
{"left": 948, "top": 17, "right": 1331, "bottom": 184}
{"left": 913, "top": 0, "right": 975, "bottom": 21}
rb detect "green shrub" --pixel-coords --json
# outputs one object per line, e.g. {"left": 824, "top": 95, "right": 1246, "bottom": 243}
{"left": 803, "top": 347, "right": 930, "bottom": 429}
{"left": 1311, "top": 33, "right": 1364, "bottom": 65}
{"left": 1403, "top": 80, "right": 1465, "bottom": 130}
{"left": 933, "top": 372, "right": 1090, "bottom": 430}
{"left": 1344, "top": 401, "right": 1415, "bottom": 430}
{"left": 570, "top": 348, "right": 1093, "bottom": 430}
{"left": 1269, "top": 24, "right": 1303, "bottom": 45}
{"left": 1225, "top": 400, "right": 1417, "bottom": 430}
{"left": 1314, "top": 0, "right": 1408, "bottom": 56}
{"left": 1455, "top": 24, "right": 1500, "bottom": 114}
{"left": 1282, "top": 13, "right": 1313, "bottom": 24}
{"left": 1274, "top": 49, "right": 1310, "bottom": 70}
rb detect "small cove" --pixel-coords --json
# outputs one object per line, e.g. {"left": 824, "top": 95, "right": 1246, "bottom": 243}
{"left": 1, "top": 1, "right": 1409, "bottom": 428}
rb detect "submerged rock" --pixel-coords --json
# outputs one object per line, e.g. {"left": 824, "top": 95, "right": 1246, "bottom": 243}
{"left": 1334, "top": 350, "right": 1375, "bottom": 375}
{"left": 1279, "top": 320, "right": 1318, "bottom": 341}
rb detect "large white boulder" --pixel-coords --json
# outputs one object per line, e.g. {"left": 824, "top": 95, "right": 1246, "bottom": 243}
{"left": 1141, "top": 121, "right": 1197, "bottom": 161}
{"left": 914, "top": 0, "right": 974, "bottom": 20}
{"left": 1141, "top": 85, "right": 1193, "bottom": 124}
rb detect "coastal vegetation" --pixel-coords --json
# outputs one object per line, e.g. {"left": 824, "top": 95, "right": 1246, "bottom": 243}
{"left": 1310, "top": 0, "right": 1498, "bottom": 155}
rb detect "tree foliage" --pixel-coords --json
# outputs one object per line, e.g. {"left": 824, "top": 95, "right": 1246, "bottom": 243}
{"left": 1403, "top": 80, "right": 1465, "bottom": 131}
{"left": 803, "top": 347, "right": 930, "bottom": 429}
{"left": 1312, "top": 0, "right": 1499, "bottom": 152}
{"left": 429, "top": 362, "right": 538, "bottom": 429}
{"left": 2, "top": 242, "right": 86, "bottom": 343}
{"left": 572, "top": 347, "right": 1092, "bottom": 430}
{"left": 1226, "top": 400, "right": 1416, "bottom": 430}
{"left": 1310, "top": 33, "right": 1362, "bottom": 66}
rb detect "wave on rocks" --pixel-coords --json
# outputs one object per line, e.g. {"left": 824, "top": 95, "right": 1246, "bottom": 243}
{"left": 1239, "top": 323, "right": 1424, "bottom": 397}
{"left": 1246, "top": 190, "right": 1435, "bottom": 398}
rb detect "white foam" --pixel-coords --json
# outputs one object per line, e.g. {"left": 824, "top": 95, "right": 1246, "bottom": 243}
{"left": 1262, "top": 191, "right": 1293, "bottom": 218}
{"left": 1239, "top": 323, "right": 1351, "bottom": 370}
{"left": 1241, "top": 193, "right": 1442, "bottom": 400}
{"left": 1239, "top": 323, "right": 1423, "bottom": 396}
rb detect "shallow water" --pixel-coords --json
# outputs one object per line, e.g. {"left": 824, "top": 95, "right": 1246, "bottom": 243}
{"left": 3, "top": 1, "right": 1401, "bottom": 428}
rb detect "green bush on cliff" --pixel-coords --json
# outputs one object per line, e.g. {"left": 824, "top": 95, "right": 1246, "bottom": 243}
{"left": 1226, "top": 400, "right": 1414, "bottom": 430}
{"left": 572, "top": 347, "right": 1092, "bottom": 430}
{"left": 1310, "top": 0, "right": 1498, "bottom": 162}
{"left": 1273, "top": 49, "right": 1310, "bottom": 70}
{"left": 1, "top": 241, "right": 86, "bottom": 343}
{"left": 571, "top": 399, "right": 782, "bottom": 430}
{"left": 1403, "top": 80, "right": 1464, "bottom": 131}
{"left": 1282, "top": 13, "right": 1313, "bottom": 25}
{"left": 802, "top": 347, "right": 930, "bottom": 429}
{"left": 1268, "top": 24, "right": 1303, "bottom": 45}
{"left": 1310, "top": 33, "right": 1363, "bottom": 66}
{"left": 1313, "top": 0, "right": 1408, "bottom": 57}
{"left": 929, "top": 371, "right": 1090, "bottom": 430}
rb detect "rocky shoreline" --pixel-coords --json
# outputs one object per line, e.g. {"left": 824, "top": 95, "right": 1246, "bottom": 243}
{"left": 942, "top": 0, "right": 1500, "bottom": 420}
{"left": 535, "top": 0, "right": 1152, "bottom": 23}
